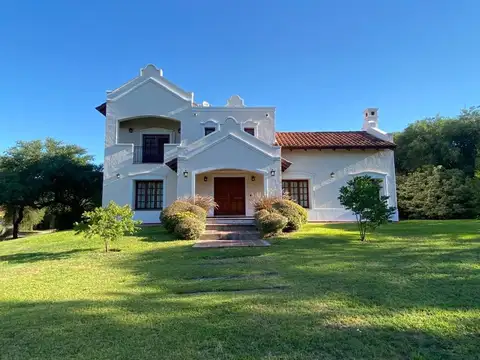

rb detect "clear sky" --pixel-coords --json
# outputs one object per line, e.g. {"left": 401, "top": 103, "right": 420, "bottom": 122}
{"left": 1, "top": 0, "right": 479, "bottom": 162}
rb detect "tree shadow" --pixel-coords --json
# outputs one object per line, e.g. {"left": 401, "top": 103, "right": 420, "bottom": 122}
{"left": 0, "top": 249, "right": 95, "bottom": 264}
{"left": 0, "top": 295, "right": 477, "bottom": 359}
{"left": 136, "top": 226, "right": 178, "bottom": 242}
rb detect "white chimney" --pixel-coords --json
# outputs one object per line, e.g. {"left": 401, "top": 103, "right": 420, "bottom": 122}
{"left": 362, "top": 108, "right": 379, "bottom": 130}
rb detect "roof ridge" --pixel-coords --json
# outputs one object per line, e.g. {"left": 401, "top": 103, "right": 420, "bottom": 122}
{"left": 275, "top": 130, "right": 365, "bottom": 134}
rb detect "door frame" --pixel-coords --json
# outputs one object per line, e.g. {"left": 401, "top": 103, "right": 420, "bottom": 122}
{"left": 213, "top": 175, "right": 247, "bottom": 216}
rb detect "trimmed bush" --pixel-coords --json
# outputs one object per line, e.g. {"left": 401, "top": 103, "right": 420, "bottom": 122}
{"left": 254, "top": 209, "right": 270, "bottom": 222}
{"left": 257, "top": 212, "right": 288, "bottom": 237}
{"left": 160, "top": 201, "right": 206, "bottom": 233}
{"left": 251, "top": 194, "right": 284, "bottom": 212}
{"left": 272, "top": 200, "right": 308, "bottom": 232}
{"left": 174, "top": 216, "right": 206, "bottom": 240}
{"left": 180, "top": 195, "right": 218, "bottom": 212}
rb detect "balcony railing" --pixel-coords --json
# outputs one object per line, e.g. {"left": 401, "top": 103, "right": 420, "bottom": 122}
{"left": 133, "top": 146, "right": 164, "bottom": 164}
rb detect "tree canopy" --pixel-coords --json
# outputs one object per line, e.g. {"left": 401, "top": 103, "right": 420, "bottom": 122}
{"left": 394, "top": 107, "right": 480, "bottom": 177}
{"left": 0, "top": 138, "right": 102, "bottom": 238}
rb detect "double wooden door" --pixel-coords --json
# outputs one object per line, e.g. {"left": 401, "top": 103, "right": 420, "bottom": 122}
{"left": 214, "top": 177, "right": 246, "bottom": 216}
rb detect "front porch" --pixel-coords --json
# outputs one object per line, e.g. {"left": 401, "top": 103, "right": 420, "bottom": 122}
{"left": 195, "top": 170, "right": 265, "bottom": 217}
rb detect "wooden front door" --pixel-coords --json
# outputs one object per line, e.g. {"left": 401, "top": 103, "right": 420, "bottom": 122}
{"left": 142, "top": 134, "right": 170, "bottom": 163}
{"left": 214, "top": 177, "right": 246, "bottom": 216}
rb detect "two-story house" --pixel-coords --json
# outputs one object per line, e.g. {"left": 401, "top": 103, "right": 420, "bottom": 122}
{"left": 97, "top": 64, "right": 398, "bottom": 223}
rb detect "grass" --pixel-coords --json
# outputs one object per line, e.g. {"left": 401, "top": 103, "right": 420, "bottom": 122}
{"left": 0, "top": 221, "right": 479, "bottom": 360}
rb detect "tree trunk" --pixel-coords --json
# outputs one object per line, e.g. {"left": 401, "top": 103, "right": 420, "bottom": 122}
{"left": 104, "top": 240, "right": 109, "bottom": 253}
{"left": 12, "top": 206, "right": 25, "bottom": 239}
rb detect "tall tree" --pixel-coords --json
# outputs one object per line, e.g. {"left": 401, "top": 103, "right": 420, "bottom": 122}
{"left": 0, "top": 139, "right": 102, "bottom": 238}
{"left": 394, "top": 107, "right": 480, "bottom": 177}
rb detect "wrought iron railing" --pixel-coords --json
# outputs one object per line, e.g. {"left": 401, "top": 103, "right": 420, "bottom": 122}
{"left": 133, "top": 146, "right": 164, "bottom": 164}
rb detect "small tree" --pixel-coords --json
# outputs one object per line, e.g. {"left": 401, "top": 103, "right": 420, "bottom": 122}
{"left": 75, "top": 201, "right": 142, "bottom": 252}
{"left": 338, "top": 175, "right": 396, "bottom": 241}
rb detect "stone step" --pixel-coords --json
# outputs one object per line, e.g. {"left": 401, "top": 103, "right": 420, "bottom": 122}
{"left": 206, "top": 224, "right": 257, "bottom": 231}
{"left": 200, "top": 230, "right": 260, "bottom": 241}
{"left": 206, "top": 217, "right": 255, "bottom": 226}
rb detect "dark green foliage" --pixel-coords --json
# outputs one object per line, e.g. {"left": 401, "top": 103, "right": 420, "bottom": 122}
{"left": 160, "top": 201, "right": 207, "bottom": 233}
{"left": 272, "top": 199, "right": 308, "bottom": 232}
{"left": 397, "top": 166, "right": 480, "bottom": 219}
{"left": 0, "top": 138, "right": 102, "bottom": 238}
{"left": 256, "top": 212, "right": 288, "bottom": 237}
{"left": 174, "top": 216, "right": 206, "bottom": 240}
{"left": 339, "top": 176, "right": 396, "bottom": 241}
{"left": 394, "top": 107, "right": 480, "bottom": 177}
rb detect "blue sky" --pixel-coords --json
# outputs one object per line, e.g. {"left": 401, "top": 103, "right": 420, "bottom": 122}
{"left": 1, "top": 0, "right": 479, "bottom": 162}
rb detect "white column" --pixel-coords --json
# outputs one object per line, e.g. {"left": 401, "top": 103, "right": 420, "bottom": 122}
{"left": 176, "top": 159, "right": 195, "bottom": 198}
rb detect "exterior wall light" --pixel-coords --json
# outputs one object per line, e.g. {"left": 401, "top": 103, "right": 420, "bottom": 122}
{"left": 116, "top": 173, "right": 120, "bottom": 179}
{"left": 270, "top": 170, "right": 276, "bottom": 177}
{"left": 128, "top": 128, "right": 134, "bottom": 133}
{"left": 251, "top": 175, "right": 256, "bottom": 182}
{"left": 204, "top": 176, "right": 208, "bottom": 182}
{"left": 330, "top": 172, "right": 335, "bottom": 178}
{"left": 183, "top": 170, "right": 188, "bottom": 178}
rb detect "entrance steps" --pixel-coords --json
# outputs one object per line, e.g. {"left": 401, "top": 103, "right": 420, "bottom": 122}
{"left": 206, "top": 216, "right": 255, "bottom": 226}
{"left": 195, "top": 217, "right": 269, "bottom": 247}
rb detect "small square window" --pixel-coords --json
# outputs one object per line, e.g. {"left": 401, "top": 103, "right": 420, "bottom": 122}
{"left": 204, "top": 127, "right": 216, "bottom": 136}
{"left": 244, "top": 127, "right": 255, "bottom": 136}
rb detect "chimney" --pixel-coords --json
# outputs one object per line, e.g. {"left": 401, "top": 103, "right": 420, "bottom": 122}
{"left": 362, "top": 108, "right": 379, "bottom": 130}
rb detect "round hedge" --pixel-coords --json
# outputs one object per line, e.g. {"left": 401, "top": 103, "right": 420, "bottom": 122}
{"left": 174, "top": 216, "right": 206, "bottom": 240}
{"left": 254, "top": 209, "right": 270, "bottom": 222}
{"left": 272, "top": 199, "right": 308, "bottom": 232}
{"left": 257, "top": 212, "right": 288, "bottom": 236}
{"left": 160, "top": 201, "right": 206, "bottom": 233}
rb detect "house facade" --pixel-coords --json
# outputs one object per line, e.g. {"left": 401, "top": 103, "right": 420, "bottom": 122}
{"left": 98, "top": 64, "right": 398, "bottom": 223}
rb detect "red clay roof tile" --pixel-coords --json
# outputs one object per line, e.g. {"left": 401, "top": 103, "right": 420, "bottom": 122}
{"left": 275, "top": 131, "right": 395, "bottom": 149}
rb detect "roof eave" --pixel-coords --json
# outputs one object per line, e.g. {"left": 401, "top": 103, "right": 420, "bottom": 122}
{"left": 280, "top": 144, "right": 396, "bottom": 150}
{"left": 96, "top": 102, "right": 106, "bottom": 116}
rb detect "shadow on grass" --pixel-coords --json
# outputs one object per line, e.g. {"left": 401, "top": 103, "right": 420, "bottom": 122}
{"left": 136, "top": 226, "right": 178, "bottom": 242}
{"left": 0, "top": 249, "right": 95, "bottom": 264}
{"left": 0, "top": 295, "right": 477, "bottom": 359}
{"left": 1, "top": 222, "right": 479, "bottom": 359}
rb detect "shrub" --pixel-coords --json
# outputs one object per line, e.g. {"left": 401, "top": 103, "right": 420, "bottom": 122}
{"left": 160, "top": 201, "right": 206, "bottom": 233}
{"left": 257, "top": 212, "right": 288, "bottom": 237}
{"left": 179, "top": 195, "right": 218, "bottom": 212}
{"left": 339, "top": 175, "right": 396, "bottom": 241}
{"left": 272, "top": 199, "right": 308, "bottom": 232}
{"left": 397, "top": 166, "right": 480, "bottom": 219}
{"left": 75, "top": 201, "right": 142, "bottom": 252}
{"left": 3, "top": 207, "right": 46, "bottom": 231}
{"left": 174, "top": 216, "right": 206, "bottom": 240}
{"left": 251, "top": 193, "right": 284, "bottom": 212}
{"left": 254, "top": 209, "right": 271, "bottom": 222}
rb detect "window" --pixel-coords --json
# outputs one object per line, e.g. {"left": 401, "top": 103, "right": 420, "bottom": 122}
{"left": 282, "top": 180, "right": 309, "bottom": 208}
{"left": 135, "top": 181, "right": 163, "bottom": 210}
{"left": 204, "top": 127, "right": 216, "bottom": 136}
{"left": 244, "top": 127, "right": 255, "bottom": 136}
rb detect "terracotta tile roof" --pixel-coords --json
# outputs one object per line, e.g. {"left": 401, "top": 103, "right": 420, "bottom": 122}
{"left": 275, "top": 131, "right": 395, "bottom": 150}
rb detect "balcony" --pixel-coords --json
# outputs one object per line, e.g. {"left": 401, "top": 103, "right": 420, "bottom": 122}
{"left": 133, "top": 144, "right": 179, "bottom": 164}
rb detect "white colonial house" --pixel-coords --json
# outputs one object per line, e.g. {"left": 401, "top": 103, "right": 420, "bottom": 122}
{"left": 97, "top": 64, "right": 398, "bottom": 223}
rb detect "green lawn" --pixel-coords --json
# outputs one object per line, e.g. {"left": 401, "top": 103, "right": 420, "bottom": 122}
{"left": 0, "top": 221, "right": 479, "bottom": 360}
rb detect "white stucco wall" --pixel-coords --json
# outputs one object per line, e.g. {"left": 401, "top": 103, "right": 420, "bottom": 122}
{"left": 281, "top": 149, "right": 398, "bottom": 221}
